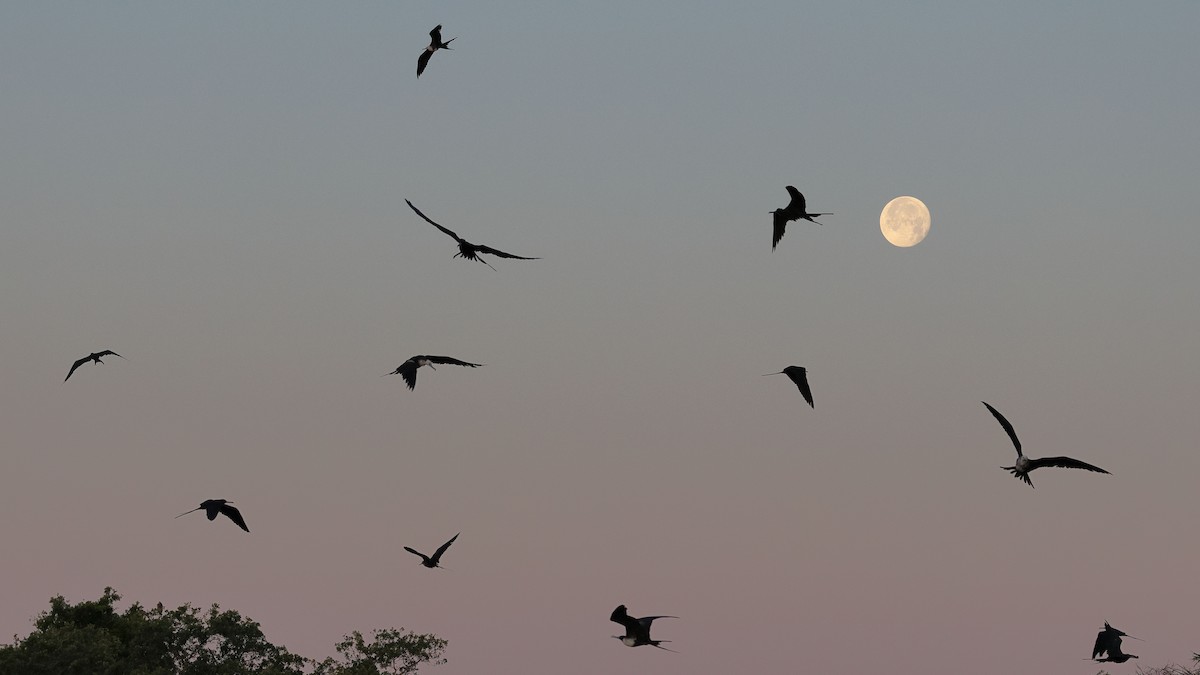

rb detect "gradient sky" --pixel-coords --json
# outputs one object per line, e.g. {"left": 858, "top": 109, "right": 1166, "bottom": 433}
{"left": 2, "top": 3, "right": 1198, "bottom": 674}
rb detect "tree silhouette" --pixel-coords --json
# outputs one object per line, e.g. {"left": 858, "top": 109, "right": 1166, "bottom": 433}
{"left": 0, "top": 588, "right": 446, "bottom": 675}
{"left": 1095, "top": 654, "right": 1200, "bottom": 675}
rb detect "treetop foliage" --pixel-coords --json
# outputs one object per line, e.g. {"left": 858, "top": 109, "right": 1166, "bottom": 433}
{"left": 0, "top": 588, "right": 446, "bottom": 675}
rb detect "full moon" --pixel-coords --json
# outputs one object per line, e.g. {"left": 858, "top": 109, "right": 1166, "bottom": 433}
{"left": 880, "top": 196, "right": 931, "bottom": 247}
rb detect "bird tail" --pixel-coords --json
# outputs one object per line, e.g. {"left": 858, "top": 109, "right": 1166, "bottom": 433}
{"left": 443, "top": 37, "right": 456, "bottom": 48}
{"left": 651, "top": 642, "right": 678, "bottom": 653}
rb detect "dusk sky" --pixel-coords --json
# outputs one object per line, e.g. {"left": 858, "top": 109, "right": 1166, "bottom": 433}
{"left": 2, "top": 3, "right": 1198, "bottom": 673}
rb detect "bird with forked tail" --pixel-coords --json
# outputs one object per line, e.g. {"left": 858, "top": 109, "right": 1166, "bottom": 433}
{"left": 982, "top": 401, "right": 1110, "bottom": 487}
{"left": 417, "top": 25, "right": 455, "bottom": 78}
{"left": 772, "top": 186, "right": 830, "bottom": 251}
{"left": 406, "top": 199, "right": 539, "bottom": 270}
{"left": 175, "top": 499, "right": 249, "bottom": 532}
{"left": 610, "top": 604, "right": 677, "bottom": 652}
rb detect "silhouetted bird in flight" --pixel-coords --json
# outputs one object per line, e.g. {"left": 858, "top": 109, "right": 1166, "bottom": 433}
{"left": 772, "top": 186, "right": 830, "bottom": 250}
{"left": 404, "top": 532, "right": 458, "bottom": 568}
{"left": 981, "top": 401, "right": 1110, "bottom": 487}
{"left": 417, "top": 24, "right": 455, "bottom": 78}
{"left": 406, "top": 200, "right": 539, "bottom": 270}
{"left": 764, "top": 366, "right": 814, "bottom": 408}
{"left": 384, "top": 355, "right": 482, "bottom": 390}
{"left": 64, "top": 350, "right": 124, "bottom": 382}
{"left": 175, "top": 499, "right": 249, "bottom": 532}
{"left": 1092, "top": 621, "right": 1140, "bottom": 663}
{"left": 610, "top": 605, "right": 677, "bottom": 652}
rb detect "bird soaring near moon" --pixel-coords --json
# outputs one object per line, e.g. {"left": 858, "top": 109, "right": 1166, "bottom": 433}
{"left": 771, "top": 186, "right": 830, "bottom": 251}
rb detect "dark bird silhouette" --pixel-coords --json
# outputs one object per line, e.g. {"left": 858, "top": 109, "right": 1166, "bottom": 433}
{"left": 417, "top": 24, "right": 455, "bottom": 78}
{"left": 1092, "top": 621, "right": 1140, "bottom": 663}
{"left": 404, "top": 532, "right": 459, "bottom": 568}
{"left": 64, "top": 350, "right": 125, "bottom": 382}
{"left": 981, "top": 401, "right": 1110, "bottom": 487}
{"left": 771, "top": 186, "right": 830, "bottom": 250}
{"left": 406, "top": 199, "right": 539, "bottom": 270}
{"left": 764, "top": 366, "right": 814, "bottom": 408}
{"left": 610, "top": 604, "right": 677, "bottom": 652}
{"left": 175, "top": 499, "right": 249, "bottom": 532}
{"left": 383, "top": 355, "right": 483, "bottom": 390}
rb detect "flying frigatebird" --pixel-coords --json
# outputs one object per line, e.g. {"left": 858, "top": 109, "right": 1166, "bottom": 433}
{"left": 383, "top": 355, "right": 483, "bottom": 390}
{"left": 610, "top": 604, "right": 677, "bottom": 652}
{"left": 772, "top": 186, "right": 830, "bottom": 251}
{"left": 404, "top": 532, "right": 459, "bottom": 569}
{"left": 1092, "top": 621, "right": 1140, "bottom": 663}
{"left": 406, "top": 199, "right": 539, "bottom": 270}
{"left": 417, "top": 25, "right": 455, "bottom": 78}
{"left": 64, "top": 350, "right": 124, "bottom": 382}
{"left": 982, "top": 401, "right": 1110, "bottom": 487}
{"left": 764, "top": 365, "right": 814, "bottom": 408}
{"left": 175, "top": 499, "right": 250, "bottom": 532}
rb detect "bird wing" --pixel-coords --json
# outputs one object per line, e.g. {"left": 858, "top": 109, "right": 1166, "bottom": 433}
{"left": 425, "top": 356, "right": 483, "bottom": 368}
{"left": 1028, "top": 456, "right": 1110, "bottom": 474}
{"left": 785, "top": 368, "right": 814, "bottom": 408}
{"left": 406, "top": 200, "right": 463, "bottom": 242}
{"left": 220, "top": 504, "right": 250, "bottom": 532}
{"left": 97, "top": 350, "right": 124, "bottom": 359}
{"left": 785, "top": 185, "right": 805, "bottom": 211}
{"left": 1093, "top": 631, "right": 1113, "bottom": 659}
{"left": 610, "top": 606, "right": 639, "bottom": 634}
{"left": 417, "top": 48, "right": 434, "bottom": 77}
{"left": 397, "top": 361, "right": 418, "bottom": 390}
{"left": 64, "top": 356, "right": 89, "bottom": 381}
{"left": 637, "top": 615, "right": 676, "bottom": 641}
{"left": 430, "top": 533, "right": 459, "bottom": 562}
{"left": 404, "top": 546, "right": 431, "bottom": 563}
{"left": 981, "top": 401, "right": 1022, "bottom": 457}
{"left": 429, "top": 25, "right": 443, "bottom": 43}
{"left": 772, "top": 210, "right": 787, "bottom": 250}
{"left": 475, "top": 244, "right": 539, "bottom": 260}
